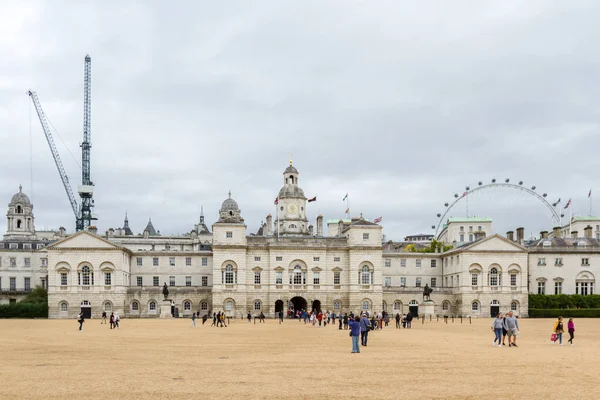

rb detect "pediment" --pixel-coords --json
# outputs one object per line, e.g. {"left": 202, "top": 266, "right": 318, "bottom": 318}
{"left": 47, "top": 231, "right": 123, "bottom": 250}
{"left": 463, "top": 235, "right": 527, "bottom": 253}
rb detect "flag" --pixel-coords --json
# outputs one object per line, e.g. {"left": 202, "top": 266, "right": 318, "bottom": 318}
{"left": 345, "top": 208, "right": 349, "bottom": 214}
{"left": 308, "top": 196, "right": 317, "bottom": 202}
{"left": 564, "top": 199, "right": 571, "bottom": 209}
{"left": 589, "top": 189, "right": 592, "bottom": 198}
{"left": 374, "top": 216, "right": 382, "bottom": 224}
{"left": 274, "top": 197, "right": 278, "bottom": 205}
{"left": 343, "top": 193, "right": 348, "bottom": 201}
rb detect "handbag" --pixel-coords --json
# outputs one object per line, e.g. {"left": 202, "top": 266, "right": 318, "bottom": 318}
{"left": 550, "top": 333, "right": 557, "bottom": 341}
{"left": 349, "top": 331, "right": 352, "bottom": 337}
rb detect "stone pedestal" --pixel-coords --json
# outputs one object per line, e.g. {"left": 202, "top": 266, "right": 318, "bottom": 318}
{"left": 160, "top": 300, "right": 173, "bottom": 318}
{"left": 421, "top": 301, "right": 435, "bottom": 316}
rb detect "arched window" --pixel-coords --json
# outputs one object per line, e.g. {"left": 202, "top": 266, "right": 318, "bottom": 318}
{"left": 183, "top": 301, "right": 191, "bottom": 311}
{"left": 489, "top": 268, "right": 499, "bottom": 286}
{"left": 81, "top": 266, "right": 91, "bottom": 286}
{"left": 225, "top": 300, "right": 234, "bottom": 311}
{"left": 511, "top": 301, "right": 518, "bottom": 312}
{"left": 17, "top": 220, "right": 22, "bottom": 228}
{"left": 16, "top": 206, "right": 22, "bottom": 214}
{"left": 201, "top": 301, "right": 208, "bottom": 311}
{"left": 471, "top": 301, "right": 479, "bottom": 312}
{"left": 442, "top": 301, "right": 450, "bottom": 311}
{"left": 293, "top": 266, "right": 303, "bottom": 284}
{"left": 361, "top": 265, "right": 371, "bottom": 285}
{"left": 393, "top": 301, "right": 402, "bottom": 311}
{"left": 60, "top": 302, "right": 68, "bottom": 312}
{"left": 362, "top": 300, "right": 370, "bottom": 310}
{"left": 333, "top": 300, "right": 341, "bottom": 311}
{"left": 225, "top": 265, "right": 235, "bottom": 284}
{"left": 131, "top": 301, "right": 139, "bottom": 311}
{"left": 254, "top": 300, "right": 261, "bottom": 311}
{"left": 149, "top": 301, "right": 156, "bottom": 312}
{"left": 103, "top": 302, "right": 112, "bottom": 312}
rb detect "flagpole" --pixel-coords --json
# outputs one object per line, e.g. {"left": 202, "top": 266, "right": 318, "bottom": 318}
{"left": 569, "top": 206, "right": 572, "bottom": 238}
{"left": 590, "top": 190, "right": 593, "bottom": 217}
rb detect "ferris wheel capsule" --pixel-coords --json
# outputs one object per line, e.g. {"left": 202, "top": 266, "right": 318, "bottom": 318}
{"left": 444, "top": 203, "right": 449, "bottom": 207}
{"left": 466, "top": 186, "right": 470, "bottom": 191}
{"left": 478, "top": 181, "right": 482, "bottom": 186}
{"left": 492, "top": 179, "right": 496, "bottom": 183}
{"left": 531, "top": 186, "right": 536, "bottom": 190}
{"left": 543, "top": 193, "right": 547, "bottom": 197}
{"left": 505, "top": 179, "right": 510, "bottom": 183}
{"left": 437, "top": 213, "right": 441, "bottom": 217}
{"left": 454, "top": 194, "right": 458, "bottom": 198}
{"left": 519, "top": 181, "right": 523, "bottom": 185}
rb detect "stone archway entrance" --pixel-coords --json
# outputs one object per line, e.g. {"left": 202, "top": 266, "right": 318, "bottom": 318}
{"left": 290, "top": 296, "right": 307, "bottom": 313}
{"left": 275, "top": 300, "right": 284, "bottom": 314}
{"left": 312, "top": 299, "right": 321, "bottom": 313}
{"left": 80, "top": 300, "right": 92, "bottom": 319}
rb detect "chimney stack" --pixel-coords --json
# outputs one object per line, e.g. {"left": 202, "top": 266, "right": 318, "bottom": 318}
{"left": 584, "top": 225, "right": 593, "bottom": 238}
{"left": 571, "top": 230, "right": 578, "bottom": 239}
{"left": 308, "top": 225, "right": 314, "bottom": 235}
{"left": 338, "top": 219, "right": 344, "bottom": 236}
{"left": 316, "top": 215, "right": 323, "bottom": 236}
{"left": 540, "top": 231, "right": 548, "bottom": 239}
{"left": 59, "top": 227, "right": 66, "bottom": 237}
{"left": 516, "top": 227, "right": 524, "bottom": 244}
{"left": 266, "top": 214, "right": 273, "bottom": 236}
{"left": 553, "top": 226, "right": 561, "bottom": 238}
{"left": 88, "top": 225, "right": 98, "bottom": 235}
{"left": 506, "top": 231, "right": 514, "bottom": 241}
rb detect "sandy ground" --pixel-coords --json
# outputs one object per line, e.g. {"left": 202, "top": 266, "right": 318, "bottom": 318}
{"left": 0, "top": 317, "right": 599, "bottom": 400}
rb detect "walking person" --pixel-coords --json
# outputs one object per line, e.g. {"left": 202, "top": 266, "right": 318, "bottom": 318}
{"left": 109, "top": 312, "right": 115, "bottom": 329}
{"left": 553, "top": 316, "right": 564, "bottom": 345}
{"left": 77, "top": 312, "right": 85, "bottom": 331}
{"left": 247, "top": 311, "right": 252, "bottom": 323}
{"left": 502, "top": 314, "right": 508, "bottom": 346}
{"left": 114, "top": 312, "right": 120, "bottom": 329}
{"left": 491, "top": 313, "right": 504, "bottom": 347}
{"left": 568, "top": 318, "right": 575, "bottom": 345}
{"left": 279, "top": 310, "right": 284, "bottom": 324}
{"left": 339, "top": 313, "right": 343, "bottom": 330}
{"left": 360, "top": 313, "right": 371, "bottom": 346}
{"left": 101, "top": 310, "right": 107, "bottom": 324}
{"left": 395, "top": 313, "right": 401, "bottom": 329}
{"left": 348, "top": 316, "right": 361, "bottom": 353}
{"left": 211, "top": 312, "right": 217, "bottom": 327}
{"left": 191, "top": 312, "right": 197, "bottom": 328}
{"left": 259, "top": 312, "right": 265, "bottom": 323}
{"left": 202, "top": 313, "right": 208, "bottom": 325}
{"left": 503, "top": 311, "right": 519, "bottom": 347}
{"left": 343, "top": 313, "right": 349, "bottom": 330}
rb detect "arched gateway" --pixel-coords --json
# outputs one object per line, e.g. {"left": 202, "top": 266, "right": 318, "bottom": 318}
{"left": 290, "top": 296, "right": 307, "bottom": 313}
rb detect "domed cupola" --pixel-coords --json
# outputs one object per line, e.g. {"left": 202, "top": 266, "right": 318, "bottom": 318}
{"left": 275, "top": 161, "right": 309, "bottom": 236}
{"left": 278, "top": 162, "right": 306, "bottom": 200}
{"left": 10, "top": 185, "right": 31, "bottom": 206}
{"left": 6, "top": 185, "right": 35, "bottom": 237}
{"left": 218, "top": 191, "right": 244, "bottom": 223}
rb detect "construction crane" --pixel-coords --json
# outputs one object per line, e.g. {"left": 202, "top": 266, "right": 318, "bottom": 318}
{"left": 27, "top": 55, "right": 96, "bottom": 231}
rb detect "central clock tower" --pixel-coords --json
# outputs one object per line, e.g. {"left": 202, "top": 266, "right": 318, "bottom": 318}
{"left": 276, "top": 162, "right": 309, "bottom": 236}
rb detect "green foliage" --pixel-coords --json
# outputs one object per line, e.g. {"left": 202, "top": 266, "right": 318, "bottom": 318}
{"left": 529, "top": 308, "right": 600, "bottom": 318}
{"left": 0, "top": 302, "right": 48, "bottom": 318}
{"left": 410, "top": 239, "right": 453, "bottom": 253}
{"left": 529, "top": 294, "right": 600, "bottom": 309}
{"left": 20, "top": 286, "right": 48, "bottom": 305}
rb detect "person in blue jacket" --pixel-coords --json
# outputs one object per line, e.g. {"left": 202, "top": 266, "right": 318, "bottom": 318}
{"left": 348, "top": 316, "right": 361, "bottom": 353}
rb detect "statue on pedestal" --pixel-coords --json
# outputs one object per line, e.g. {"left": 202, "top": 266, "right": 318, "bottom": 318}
{"left": 423, "top": 284, "right": 433, "bottom": 302}
{"left": 162, "top": 282, "right": 169, "bottom": 300}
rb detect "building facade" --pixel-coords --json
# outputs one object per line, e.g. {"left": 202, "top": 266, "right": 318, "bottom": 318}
{"left": 2, "top": 164, "right": 598, "bottom": 318}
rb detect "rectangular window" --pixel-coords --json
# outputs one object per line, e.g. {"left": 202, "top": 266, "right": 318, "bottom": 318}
{"left": 169, "top": 257, "right": 175, "bottom": 266}
{"left": 23, "top": 243, "right": 31, "bottom": 249}
{"left": 460, "top": 226, "right": 464, "bottom": 232}
{"left": 10, "top": 277, "right": 16, "bottom": 291}
{"left": 60, "top": 272, "right": 68, "bottom": 286}
{"left": 510, "top": 274, "right": 517, "bottom": 286}
{"left": 185, "top": 257, "right": 192, "bottom": 266}
{"left": 10, "top": 243, "right": 17, "bottom": 249}
{"left": 478, "top": 226, "right": 482, "bottom": 231}
{"left": 468, "top": 234, "right": 473, "bottom": 242}
{"left": 431, "top": 260, "right": 437, "bottom": 268}
{"left": 363, "top": 233, "right": 369, "bottom": 240}
{"left": 276, "top": 256, "right": 283, "bottom": 262}
{"left": 538, "top": 258, "right": 546, "bottom": 266}
{"left": 537, "top": 281, "right": 546, "bottom": 294}
{"left": 202, "top": 257, "right": 208, "bottom": 266}
{"left": 186, "top": 276, "right": 192, "bottom": 287}
{"left": 10, "top": 257, "right": 16, "bottom": 267}
{"left": 311, "top": 257, "right": 319, "bottom": 262}
{"left": 202, "top": 276, "right": 208, "bottom": 286}
{"left": 555, "top": 281, "right": 562, "bottom": 295}
{"left": 276, "top": 271, "right": 283, "bottom": 284}
{"left": 169, "top": 276, "right": 175, "bottom": 286}
{"left": 313, "top": 272, "right": 320, "bottom": 285}
{"left": 385, "top": 259, "right": 391, "bottom": 268}
{"left": 415, "top": 277, "right": 422, "bottom": 287}
{"left": 254, "top": 256, "right": 261, "bottom": 262}
{"left": 555, "top": 258, "right": 563, "bottom": 266}
{"left": 431, "top": 277, "right": 437, "bottom": 287}
{"left": 384, "top": 277, "right": 391, "bottom": 287}
{"left": 333, "top": 272, "right": 340, "bottom": 285}
{"left": 471, "top": 273, "right": 478, "bottom": 286}
{"left": 104, "top": 272, "right": 112, "bottom": 286}
{"left": 576, "top": 282, "right": 592, "bottom": 295}
{"left": 416, "top": 259, "right": 422, "bottom": 268}
{"left": 41, "top": 258, "right": 48, "bottom": 267}
{"left": 582, "top": 258, "right": 590, "bottom": 266}
{"left": 24, "top": 257, "right": 30, "bottom": 267}
{"left": 400, "top": 259, "right": 406, "bottom": 268}
{"left": 254, "top": 272, "right": 261, "bottom": 285}
{"left": 153, "top": 276, "right": 159, "bottom": 286}
{"left": 459, "top": 234, "right": 464, "bottom": 242}
{"left": 469, "top": 226, "right": 473, "bottom": 232}
{"left": 137, "top": 276, "right": 143, "bottom": 287}
{"left": 226, "top": 231, "right": 233, "bottom": 238}
{"left": 137, "top": 257, "right": 142, "bottom": 266}
{"left": 153, "top": 257, "right": 159, "bottom": 266}
{"left": 400, "top": 277, "right": 406, "bottom": 287}
{"left": 334, "top": 257, "right": 340, "bottom": 262}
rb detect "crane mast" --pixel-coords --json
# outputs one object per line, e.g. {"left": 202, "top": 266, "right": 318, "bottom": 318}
{"left": 27, "top": 90, "right": 81, "bottom": 225}
{"left": 79, "top": 54, "right": 94, "bottom": 230}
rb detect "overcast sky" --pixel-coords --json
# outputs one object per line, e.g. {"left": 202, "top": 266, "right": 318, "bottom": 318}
{"left": 1, "top": 1, "right": 599, "bottom": 241}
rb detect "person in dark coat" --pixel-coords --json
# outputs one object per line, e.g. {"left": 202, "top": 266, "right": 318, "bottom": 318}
{"left": 78, "top": 312, "right": 85, "bottom": 331}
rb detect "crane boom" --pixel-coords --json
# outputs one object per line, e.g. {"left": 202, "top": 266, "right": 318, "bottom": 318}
{"left": 79, "top": 54, "right": 94, "bottom": 230}
{"left": 27, "top": 90, "right": 81, "bottom": 223}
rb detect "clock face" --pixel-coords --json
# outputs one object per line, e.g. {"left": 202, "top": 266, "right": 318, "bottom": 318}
{"left": 287, "top": 204, "right": 298, "bottom": 214}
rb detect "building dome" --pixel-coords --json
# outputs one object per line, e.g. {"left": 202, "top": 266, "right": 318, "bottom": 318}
{"left": 278, "top": 185, "right": 305, "bottom": 199}
{"left": 221, "top": 191, "right": 239, "bottom": 211}
{"left": 284, "top": 165, "right": 298, "bottom": 174}
{"left": 10, "top": 185, "right": 31, "bottom": 206}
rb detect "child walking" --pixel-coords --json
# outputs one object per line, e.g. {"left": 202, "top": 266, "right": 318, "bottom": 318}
{"left": 568, "top": 318, "right": 575, "bottom": 345}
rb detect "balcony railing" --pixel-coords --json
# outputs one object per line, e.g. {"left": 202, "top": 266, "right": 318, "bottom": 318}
{"left": 0, "top": 288, "right": 32, "bottom": 295}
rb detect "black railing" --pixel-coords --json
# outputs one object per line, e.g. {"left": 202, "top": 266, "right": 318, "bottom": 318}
{"left": 0, "top": 288, "right": 32, "bottom": 294}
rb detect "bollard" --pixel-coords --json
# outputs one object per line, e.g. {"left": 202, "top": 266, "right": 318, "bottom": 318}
{"left": 460, "top": 316, "right": 462, "bottom": 324}
{"left": 452, "top": 316, "right": 454, "bottom": 323}
{"left": 437, "top": 316, "right": 439, "bottom": 322}
{"left": 469, "top": 316, "right": 472, "bottom": 324}
{"left": 430, "top": 315, "right": 432, "bottom": 321}
{"left": 444, "top": 316, "right": 448, "bottom": 324}
{"left": 422, "top": 315, "right": 424, "bottom": 324}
